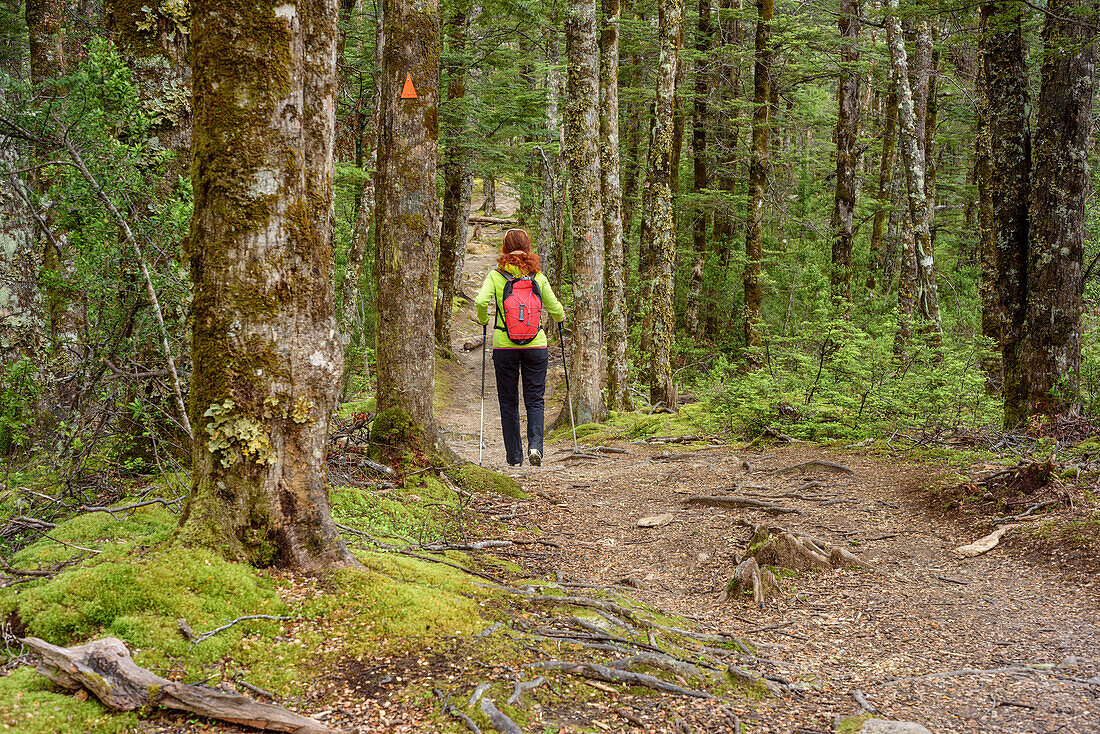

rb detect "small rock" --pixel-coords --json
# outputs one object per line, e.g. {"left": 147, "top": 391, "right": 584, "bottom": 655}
{"left": 860, "top": 721, "right": 933, "bottom": 734}
{"left": 637, "top": 513, "right": 675, "bottom": 528}
{"left": 697, "top": 552, "right": 710, "bottom": 562}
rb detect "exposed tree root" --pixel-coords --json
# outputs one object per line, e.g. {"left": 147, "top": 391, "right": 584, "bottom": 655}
{"left": 22, "top": 637, "right": 334, "bottom": 734}
{"left": 528, "top": 660, "right": 714, "bottom": 699}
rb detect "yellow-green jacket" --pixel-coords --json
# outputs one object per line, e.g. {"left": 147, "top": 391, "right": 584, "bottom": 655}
{"left": 475, "top": 264, "right": 565, "bottom": 348}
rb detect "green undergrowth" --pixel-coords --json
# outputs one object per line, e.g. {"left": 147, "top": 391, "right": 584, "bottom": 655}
{"left": 0, "top": 667, "right": 138, "bottom": 734}
{"left": 549, "top": 403, "right": 713, "bottom": 445}
{"left": 335, "top": 396, "right": 376, "bottom": 418}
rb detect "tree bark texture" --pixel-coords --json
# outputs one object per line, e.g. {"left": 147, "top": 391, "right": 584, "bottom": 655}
{"left": 374, "top": 0, "right": 443, "bottom": 446}
{"left": 829, "top": 0, "right": 860, "bottom": 311}
{"left": 182, "top": 0, "right": 356, "bottom": 570}
{"left": 539, "top": 16, "right": 565, "bottom": 295}
{"left": 559, "top": 0, "right": 608, "bottom": 427}
{"left": 744, "top": 0, "right": 771, "bottom": 362}
{"left": 436, "top": 0, "right": 471, "bottom": 355}
{"left": 26, "top": 0, "right": 66, "bottom": 84}
{"left": 1024, "top": 0, "right": 1096, "bottom": 417}
{"left": 106, "top": 0, "right": 193, "bottom": 163}
{"left": 600, "top": 0, "right": 631, "bottom": 411}
{"left": 866, "top": 76, "right": 897, "bottom": 291}
{"left": 979, "top": 0, "right": 1030, "bottom": 425}
{"left": 640, "top": 0, "right": 682, "bottom": 408}
{"left": 686, "top": 0, "right": 712, "bottom": 338}
{"left": 885, "top": 0, "right": 940, "bottom": 354}
{"left": 975, "top": 38, "right": 1000, "bottom": 387}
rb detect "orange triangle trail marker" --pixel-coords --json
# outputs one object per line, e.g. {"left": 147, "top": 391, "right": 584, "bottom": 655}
{"left": 401, "top": 73, "right": 418, "bottom": 99}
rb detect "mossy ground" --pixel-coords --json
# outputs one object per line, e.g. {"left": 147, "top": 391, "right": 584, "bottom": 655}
{"left": 547, "top": 402, "right": 713, "bottom": 445}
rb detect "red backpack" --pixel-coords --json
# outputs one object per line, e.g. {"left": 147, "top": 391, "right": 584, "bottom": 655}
{"left": 496, "top": 268, "right": 544, "bottom": 345}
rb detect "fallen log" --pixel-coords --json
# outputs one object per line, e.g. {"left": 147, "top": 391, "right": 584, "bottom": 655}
{"left": 468, "top": 215, "right": 518, "bottom": 226}
{"left": 21, "top": 637, "right": 335, "bottom": 734}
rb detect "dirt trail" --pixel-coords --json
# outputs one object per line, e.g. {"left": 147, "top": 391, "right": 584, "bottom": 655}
{"left": 439, "top": 221, "right": 1100, "bottom": 734}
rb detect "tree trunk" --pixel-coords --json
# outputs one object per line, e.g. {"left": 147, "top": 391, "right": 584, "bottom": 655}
{"left": 884, "top": 0, "right": 940, "bottom": 356}
{"left": 181, "top": 0, "right": 356, "bottom": 570}
{"left": 539, "top": 16, "right": 565, "bottom": 295}
{"left": 640, "top": 0, "right": 682, "bottom": 409}
{"left": 979, "top": 0, "right": 1030, "bottom": 425}
{"left": 686, "top": 0, "right": 712, "bottom": 338}
{"left": 483, "top": 176, "right": 496, "bottom": 215}
{"left": 829, "top": 0, "right": 860, "bottom": 312}
{"left": 601, "top": 0, "right": 632, "bottom": 411}
{"left": 1024, "top": 0, "right": 1095, "bottom": 418}
{"left": 556, "top": 0, "right": 608, "bottom": 427}
{"left": 866, "top": 75, "right": 897, "bottom": 290}
{"left": 373, "top": 0, "right": 444, "bottom": 451}
{"left": 708, "top": 0, "right": 741, "bottom": 334}
{"left": 975, "top": 36, "right": 1000, "bottom": 388}
{"left": 436, "top": 0, "right": 472, "bottom": 355}
{"left": 743, "top": 0, "right": 771, "bottom": 363}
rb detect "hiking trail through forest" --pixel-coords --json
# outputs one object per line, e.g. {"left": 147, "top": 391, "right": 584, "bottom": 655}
{"left": 433, "top": 213, "right": 1100, "bottom": 733}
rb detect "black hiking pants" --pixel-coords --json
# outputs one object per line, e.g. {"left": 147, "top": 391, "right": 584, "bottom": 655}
{"left": 492, "top": 347, "right": 548, "bottom": 466}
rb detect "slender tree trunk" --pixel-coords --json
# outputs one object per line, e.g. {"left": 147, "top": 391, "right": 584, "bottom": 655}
{"left": 866, "top": 75, "right": 897, "bottom": 290}
{"left": 539, "top": 17, "right": 565, "bottom": 295}
{"left": 743, "top": 0, "right": 771, "bottom": 363}
{"left": 601, "top": 0, "right": 631, "bottom": 411}
{"left": 483, "top": 176, "right": 496, "bottom": 215}
{"left": 975, "top": 36, "right": 1000, "bottom": 387}
{"left": 340, "top": 9, "right": 382, "bottom": 371}
{"left": 885, "top": 0, "right": 939, "bottom": 355}
{"left": 829, "top": 0, "right": 860, "bottom": 312}
{"left": 26, "top": 0, "right": 66, "bottom": 85}
{"left": 686, "top": 0, "right": 712, "bottom": 338}
{"left": 435, "top": 0, "right": 471, "bottom": 355}
{"left": 374, "top": 0, "right": 445, "bottom": 449}
{"left": 1024, "top": 0, "right": 1095, "bottom": 418}
{"left": 556, "top": 0, "right": 608, "bottom": 427}
{"left": 640, "top": 0, "right": 682, "bottom": 409}
{"left": 980, "top": 0, "right": 1030, "bottom": 425}
{"left": 181, "top": 0, "right": 356, "bottom": 570}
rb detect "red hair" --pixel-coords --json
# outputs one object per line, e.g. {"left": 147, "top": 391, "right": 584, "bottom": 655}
{"left": 498, "top": 229, "right": 541, "bottom": 274}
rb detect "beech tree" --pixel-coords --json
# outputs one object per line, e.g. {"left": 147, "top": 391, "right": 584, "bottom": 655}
{"left": 744, "top": 0, "right": 771, "bottom": 361}
{"left": 601, "top": 0, "right": 631, "bottom": 411}
{"left": 180, "top": 0, "right": 357, "bottom": 569}
{"left": 1023, "top": 0, "right": 1096, "bottom": 417}
{"left": 557, "top": 0, "right": 607, "bottom": 427}
{"left": 374, "top": 0, "right": 444, "bottom": 447}
{"left": 829, "top": 0, "right": 859, "bottom": 310}
{"left": 640, "top": 0, "right": 682, "bottom": 408}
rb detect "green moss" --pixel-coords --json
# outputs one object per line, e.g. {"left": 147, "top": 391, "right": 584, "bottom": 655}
{"left": 836, "top": 714, "right": 873, "bottom": 733}
{"left": 0, "top": 667, "right": 137, "bottom": 734}
{"left": 336, "top": 396, "right": 377, "bottom": 418}
{"left": 449, "top": 464, "right": 525, "bottom": 499}
{"left": 371, "top": 408, "right": 425, "bottom": 449}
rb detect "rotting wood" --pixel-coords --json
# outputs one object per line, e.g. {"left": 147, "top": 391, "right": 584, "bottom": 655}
{"left": 22, "top": 637, "right": 334, "bottom": 734}
{"left": 682, "top": 495, "right": 802, "bottom": 514}
{"left": 529, "top": 660, "right": 714, "bottom": 699}
{"left": 851, "top": 688, "right": 880, "bottom": 713}
{"left": 955, "top": 524, "right": 1021, "bottom": 557}
{"left": 479, "top": 697, "right": 524, "bottom": 734}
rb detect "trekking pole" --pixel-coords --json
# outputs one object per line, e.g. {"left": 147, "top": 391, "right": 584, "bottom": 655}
{"left": 559, "top": 322, "right": 578, "bottom": 452}
{"left": 479, "top": 322, "right": 487, "bottom": 466}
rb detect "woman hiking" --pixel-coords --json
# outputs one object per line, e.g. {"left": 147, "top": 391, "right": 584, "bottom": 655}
{"left": 475, "top": 229, "right": 565, "bottom": 466}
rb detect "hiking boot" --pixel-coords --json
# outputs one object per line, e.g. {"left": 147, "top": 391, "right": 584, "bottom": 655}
{"left": 528, "top": 448, "right": 542, "bottom": 466}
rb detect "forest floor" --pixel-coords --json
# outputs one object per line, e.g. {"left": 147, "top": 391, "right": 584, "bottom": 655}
{"left": 425, "top": 206, "right": 1100, "bottom": 733}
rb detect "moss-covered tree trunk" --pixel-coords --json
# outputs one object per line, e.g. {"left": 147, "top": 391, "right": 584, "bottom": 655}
{"left": 106, "top": 0, "right": 192, "bottom": 166}
{"left": 708, "top": 0, "right": 741, "bottom": 334}
{"left": 435, "top": 0, "right": 471, "bottom": 355}
{"left": 866, "top": 76, "right": 897, "bottom": 291}
{"left": 601, "top": 0, "right": 631, "bottom": 412}
{"left": 1024, "top": 0, "right": 1095, "bottom": 418}
{"left": 685, "top": 0, "right": 712, "bottom": 338}
{"left": 829, "top": 0, "right": 860, "bottom": 312}
{"left": 556, "top": 0, "right": 608, "bottom": 427}
{"left": 181, "top": 0, "right": 356, "bottom": 570}
{"left": 979, "top": 0, "right": 1030, "bottom": 425}
{"left": 885, "top": 0, "right": 939, "bottom": 356}
{"left": 639, "top": 0, "right": 681, "bottom": 409}
{"left": 539, "top": 13, "right": 565, "bottom": 295}
{"left": 743, "top": 0, "right": 771, "bottom": 364}
{"left": 374, "top": 0, "right": 444, "bottom": 447}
